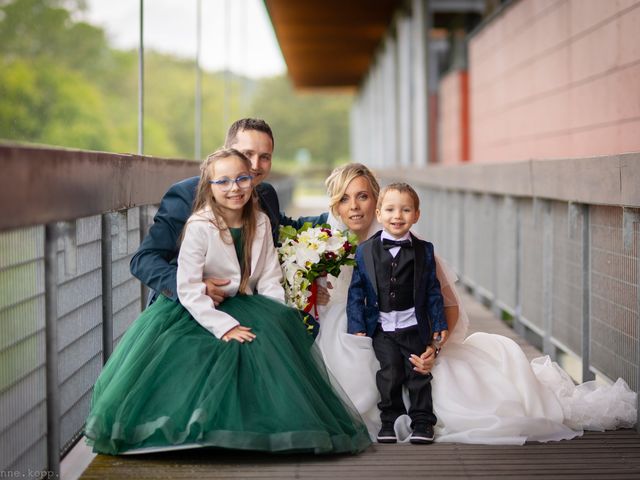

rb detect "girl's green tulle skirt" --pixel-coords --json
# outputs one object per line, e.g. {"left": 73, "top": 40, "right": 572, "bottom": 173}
{"left": 85, "top": 295, "right": 370, "bottom": 455}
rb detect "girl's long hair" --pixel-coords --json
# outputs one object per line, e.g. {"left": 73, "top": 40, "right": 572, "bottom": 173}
{"left": 192, "top": 148, "right": 258, "bottom": 294}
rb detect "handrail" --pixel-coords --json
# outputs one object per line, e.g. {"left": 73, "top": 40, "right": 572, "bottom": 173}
{"left": 379, "top": 153, "right": 640, "bottom": 434}
{"left": 0, "top": 144, "right": 200, "bottom": 231}
{"left": 380, "top": 152, "right": 640, "bottom": 208}
{"left": 0, "top": 143, "right": 296, "bottom": 474}
{"left": 1, "top": 144, "right": 639, "bottom": 475}
{"left": 4, "top": 145, "right": 637, "bottom": 234}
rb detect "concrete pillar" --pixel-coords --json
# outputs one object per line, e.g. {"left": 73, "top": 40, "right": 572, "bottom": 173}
{"left": 397, "top": 14, "right": 413, "bottom": 167}
{"left": 411, "top": 0, "right": 430, "bottom": 166}
{"left": 382, "top": 35, "right": 398, "bottom": 169}
{"left": 372, "top": 55, "right": 385, "bottom": 168}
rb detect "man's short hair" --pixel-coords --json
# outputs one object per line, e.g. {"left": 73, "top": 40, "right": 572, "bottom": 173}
{"left": 224, "top": 118, "right": 274, "bottom": 149}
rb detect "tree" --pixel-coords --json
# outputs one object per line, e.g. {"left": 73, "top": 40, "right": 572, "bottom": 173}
{"left": 0, "top": 0, "right": 353, "bottom": 164}
{"left": 0, "top": 0, "right": 118, "bottom": 149}
{"left": 0, "top": 0, "right": 107, "bottom": 75}
{"left": 0, "top": 58, "right": 112, "bottom": 150}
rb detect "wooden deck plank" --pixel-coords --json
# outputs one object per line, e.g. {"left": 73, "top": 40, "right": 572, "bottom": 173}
{"left": 79, "top": 290, "right": 640, "bottom": 479}
{"left": 80, "top": 430, "right": 640, "bottom": 479}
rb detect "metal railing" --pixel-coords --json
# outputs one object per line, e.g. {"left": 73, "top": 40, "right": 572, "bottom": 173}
{"left": 0, "top": 144, "right": 293, "bottom": 475}
{"left": 381, "top": 152, "right": 640, "bottom": 431}
{"left": 1, "top": 144, "right": 637, "bottom": 476}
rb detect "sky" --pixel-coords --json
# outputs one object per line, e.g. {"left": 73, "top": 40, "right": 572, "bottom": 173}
{"left": 83, "top": 0, "right": 286, "bottom": 78}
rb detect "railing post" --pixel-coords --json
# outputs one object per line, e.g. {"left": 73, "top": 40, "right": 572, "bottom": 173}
{"left": 490, "top": 194, "right": 500, "bottom": 318}
{"left": 541, "top": 199, "right": 555, "bottom": 358}
{"left": 44, "top": 223, "right": 61, "bottom": 476}
{"left": 637, "top": 220, "right": 640, "bottom": 434}
{"left": 457, "top": 190, "right": 465, "bottom": 279}
{"left": 138, "top": 205, "right": 154, "bottom": 311}
{"left": 460, "top": 192, "right": 469, "bottom": 286}
{"left": 101, "top": 210, "right": 127, "bottom": 360}
{"left": 514, "top": 198, "right": 525, "bottom": 337}
{"left": 575, "top": 203, "right": 594, "bottom": 382}
{"left": 101, "top": 213, "right": 114, "bottom": 362}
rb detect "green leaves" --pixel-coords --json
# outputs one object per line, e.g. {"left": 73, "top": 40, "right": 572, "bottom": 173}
{"left": 0, "top": 0, "right": 352, "bottom": 164}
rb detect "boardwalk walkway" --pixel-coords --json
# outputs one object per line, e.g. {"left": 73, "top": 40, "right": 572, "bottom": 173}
{"left": 80, "top": 430, "right": 640, "bottom": 479}
{"left": 77, "top": 290, "right": 640, "bottom": 480}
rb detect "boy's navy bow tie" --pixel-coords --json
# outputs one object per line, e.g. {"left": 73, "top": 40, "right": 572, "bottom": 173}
{"left": 382, "top": 238, "right": 412, "bottom": 249}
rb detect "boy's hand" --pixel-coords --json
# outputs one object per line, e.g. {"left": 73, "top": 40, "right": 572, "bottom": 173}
{"left": 354, "top": 332, "right": 367, "bottom": 336}
{"left": 433, "top": 330, "right": 449, "bottom": 348}
{"left": 204, "top": 277, "right": 230, "bottom": 306}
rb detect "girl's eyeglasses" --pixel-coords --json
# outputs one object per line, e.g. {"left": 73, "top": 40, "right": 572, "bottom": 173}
{"left": 209, "top": 175, "right": 253, "bottom": 192}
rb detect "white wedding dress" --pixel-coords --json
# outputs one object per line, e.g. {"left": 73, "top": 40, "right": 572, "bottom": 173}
{"left": 315, "top": 215, "right": 637, "bottom": 444}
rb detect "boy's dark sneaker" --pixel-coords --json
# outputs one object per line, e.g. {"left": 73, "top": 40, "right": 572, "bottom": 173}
{"left": 410, "top": 423, "right": 434, "bottom": 444}
{"left": 377, "top": 422, "right": 397, "bottom": 443}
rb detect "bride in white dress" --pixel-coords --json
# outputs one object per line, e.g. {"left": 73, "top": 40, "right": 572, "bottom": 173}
{"left": 315, "top": 163, "right": 637, "bottom": 444}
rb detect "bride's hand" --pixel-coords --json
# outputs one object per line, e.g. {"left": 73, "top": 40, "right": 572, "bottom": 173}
{"left": 315, "top": 281, "right": 333, "bottom": 306}
{"left": 410, "top": 348, "right": 436, "bottom": 375}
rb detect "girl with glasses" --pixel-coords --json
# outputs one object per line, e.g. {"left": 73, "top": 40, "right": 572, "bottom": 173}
{"left": 85, "top": 148, "right": 370, "bottom": 455}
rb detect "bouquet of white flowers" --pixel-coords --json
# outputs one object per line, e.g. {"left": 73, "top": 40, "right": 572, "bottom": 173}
{"left": 278, "top": 223, "right": 358, "bottom": 315}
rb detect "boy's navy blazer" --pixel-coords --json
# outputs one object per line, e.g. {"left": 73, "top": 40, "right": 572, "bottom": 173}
{"left": 130, "top": 175, "right": 327, "bottom": 303}
{"left": 346, "top": 230, "right": 447, "bottom": 345}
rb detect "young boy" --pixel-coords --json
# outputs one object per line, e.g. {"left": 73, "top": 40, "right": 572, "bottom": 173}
{"left": 346, "top": 182, "right": 448, "bottom": 444}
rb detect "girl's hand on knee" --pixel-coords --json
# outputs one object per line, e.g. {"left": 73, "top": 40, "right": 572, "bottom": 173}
{"left": 222, "top": 325, "right": 256, "bottom": 343}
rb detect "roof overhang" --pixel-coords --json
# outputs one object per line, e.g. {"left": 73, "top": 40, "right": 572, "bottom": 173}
{"left": 264, "top": 0, "right": 401, "bottom": 91}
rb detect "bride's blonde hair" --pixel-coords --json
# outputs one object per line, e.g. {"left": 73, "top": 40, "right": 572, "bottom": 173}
{"left": 325, "top": 163, "right": 380, "bottom": 217}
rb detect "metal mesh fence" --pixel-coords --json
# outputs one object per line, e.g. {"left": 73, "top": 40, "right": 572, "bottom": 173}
{"left": 56, "top": 209, "right": 142, "bottom": 453}
{"left": 495, "top": 196, "right": 518, "bottom": 313}
{"left": 589, "top": 206, "right": 638, "bottom": 390}
{"left": 0, "top": 207, "right": 143, "bottom": 471}
{"left": 414, "top": 187, "right": 463, "bottom": 275}
{"left": 463, "top": 193, "right": 498, "bottom": 300}
{"left": 386, "top": 178, "right": 639, "bottom": 391}
{"left": 519, "top": 199, "right": 545, "bottom": 333}
{"left": 0, "top": 226, "right": 47, "bottom": 472}
{"left": 550, "top": 201, "right": 585, "bottom": 356}
{"left": 57, "top": 214, "right": 103, "bottom": 454}
{"left": 111, "top": 208, "right": 142, "bottom": 347}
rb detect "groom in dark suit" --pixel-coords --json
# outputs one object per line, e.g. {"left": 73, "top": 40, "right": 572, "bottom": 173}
{"left": 130, "top": 118, "right": 327, "bottom": 306}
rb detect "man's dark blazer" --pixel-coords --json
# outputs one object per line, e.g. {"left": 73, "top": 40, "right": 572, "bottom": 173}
{"left": 130, "top": 175, "right": 327, "bottom": 302}
{"left": 346, "top": 230, "right": 447, "bottom": 345}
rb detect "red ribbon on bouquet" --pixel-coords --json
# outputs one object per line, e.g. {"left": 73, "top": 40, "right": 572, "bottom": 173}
{"left": 303, "top": 274, "right": 327, "bottom": 320}
{"left": 303, "top": 281, "right": 319, "bottom": 319}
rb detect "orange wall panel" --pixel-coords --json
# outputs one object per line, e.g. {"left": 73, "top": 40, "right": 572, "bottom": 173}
{"left": 438, "top": 70, "right": 470, "bottom": 164}
{"left": 466, "top": 0, "right": 640, "bottom": 163}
